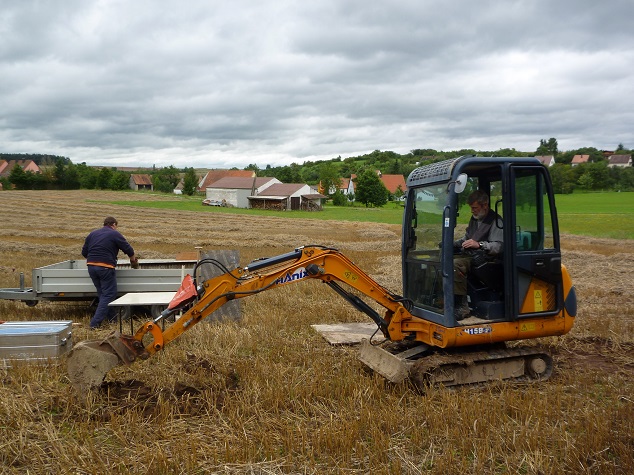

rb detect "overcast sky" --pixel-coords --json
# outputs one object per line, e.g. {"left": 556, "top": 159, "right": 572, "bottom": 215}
{"left": 1, "top": 0, "right": 633, "bottom": 169}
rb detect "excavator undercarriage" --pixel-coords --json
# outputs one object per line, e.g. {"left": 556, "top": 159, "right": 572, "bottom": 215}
{"left": 359, "top": 339, "right": 553, "bottom": 387}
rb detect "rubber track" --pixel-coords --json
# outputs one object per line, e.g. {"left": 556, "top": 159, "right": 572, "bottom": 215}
{"left": 407, "top": 347, "right": 553, "bottom": 387}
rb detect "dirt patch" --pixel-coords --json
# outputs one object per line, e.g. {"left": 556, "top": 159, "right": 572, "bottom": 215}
{"left": 100, "top": 379, "right": 202, "bottom": 399}
{"left": 100, "top": 379, "right": 154, "bottom": 398}
{"left": 92, "top": 354, "right": 240, "bottom": 420}
{"left": 552, "top": 337, "right": 634, "bottom": 376}
{"left": 94, "top": 379, "right": 208, "bottom": 421}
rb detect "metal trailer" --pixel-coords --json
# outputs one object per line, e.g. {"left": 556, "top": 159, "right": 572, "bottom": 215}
{"left": 0, "top": 259, "right": 195, "bottom": 318}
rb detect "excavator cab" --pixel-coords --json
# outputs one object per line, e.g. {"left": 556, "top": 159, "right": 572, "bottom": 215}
{"left": 402, "top": 156, "right": 568, "bottom": 327}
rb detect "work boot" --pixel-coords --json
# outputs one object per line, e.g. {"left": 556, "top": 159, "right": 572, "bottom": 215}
{"left": 454, "top": 295, "right": 470, "bottom": 321}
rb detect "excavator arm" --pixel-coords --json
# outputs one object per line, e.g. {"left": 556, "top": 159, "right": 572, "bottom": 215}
{"left": 67, "top": 246, "right": 432, "bottom": 392}
{"left": 137, "top": 245, "right": 412, "bottom": 355}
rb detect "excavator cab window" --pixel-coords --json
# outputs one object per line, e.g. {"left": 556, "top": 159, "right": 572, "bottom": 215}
{"left": 513, "top": 171, "right": 554, "bottom": 251}
{"left": 403, "top": 172, "right": 506, "bottom": 322}
{"left": 511, "top": 167, "right": 563, "bottom": 317}
{"left": 403, "top": 184, "right": 449, "bottom": 314}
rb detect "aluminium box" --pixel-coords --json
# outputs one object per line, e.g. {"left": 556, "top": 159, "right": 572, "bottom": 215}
{"left": 0, "top": 320, "right": 73, "bottom": 365}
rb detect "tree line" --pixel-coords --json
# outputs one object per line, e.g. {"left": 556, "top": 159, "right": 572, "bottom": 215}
{"left": 1, "top": 161, "right": 199, "bottom": 195}
{"left": 252, "top": 140, "right": 634, "bottom": 195}
{"left": 2, "top": 139, "right": 633, "bottom": 202}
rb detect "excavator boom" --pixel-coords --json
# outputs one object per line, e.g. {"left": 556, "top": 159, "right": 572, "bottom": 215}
{"left": 68, "top": 246, "right": 421, "bottom": 391}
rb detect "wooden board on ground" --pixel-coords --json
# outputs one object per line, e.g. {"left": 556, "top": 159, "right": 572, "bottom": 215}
{"left": 311, "top": 322, "right": 385, "bottom": 345}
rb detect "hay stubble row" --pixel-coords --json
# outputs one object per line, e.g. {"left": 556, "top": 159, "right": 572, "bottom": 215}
{"left": 0, "top": 190, "right": 632, "bottom": 474}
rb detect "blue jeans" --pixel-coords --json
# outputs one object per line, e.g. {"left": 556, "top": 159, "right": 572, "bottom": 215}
{"left": 88, "top": 265, "right": 118, "bottom": 328}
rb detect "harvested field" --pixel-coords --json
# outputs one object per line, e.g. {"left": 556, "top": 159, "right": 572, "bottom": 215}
{"left": 0, "top": 190, "right": 633, "bottom": 474}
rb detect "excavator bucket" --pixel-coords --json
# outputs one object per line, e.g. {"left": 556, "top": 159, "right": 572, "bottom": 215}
{"left": 67, "top": 332, "right": 148, "bottom": 394}
{"left": 67, "top": 340, "right": 122, "bottom": 393}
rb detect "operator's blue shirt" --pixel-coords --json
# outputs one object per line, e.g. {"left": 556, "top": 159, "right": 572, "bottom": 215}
{"left": 81, "top": 226, "right": 135, "bottom": 268}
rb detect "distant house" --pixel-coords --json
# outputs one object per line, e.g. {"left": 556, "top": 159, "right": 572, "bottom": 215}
{"left": 197, "top": 169, "right": 255, "bottom": 192}
{"left": 339, "top": 177, "right": 354, "bottom": 195}
{"left": 318, "top": 177, "right": 355, "bottom": 196}
{"left": 249, "top": 183, "right": 327, "bottom": 211}
{"left": 378, "top": 173, "right": 407, "bottom": 197}
{"left": 205, "top": 176, "right": 281, "bottom": 208}
{"left": 0, "top": 159, "right": 41, "bottom": 178}
{"left": 607, "top": 154, "right": 632, "bottom": 168}
{"left": 129, "top": 174, "right": 153, "bottom": 191}
{"left": 535, "top": 155, "right": 555, "bottom": 167}
{"left": 345, "top": 171, "right": 407, "bottom": 200}
{"left": 571, "top": 155, "right": 590, "bottom": 166}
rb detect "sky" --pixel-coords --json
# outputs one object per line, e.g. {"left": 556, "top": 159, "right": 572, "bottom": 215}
{"left": 1, "top": 0, "right": 633, "bottom": 170}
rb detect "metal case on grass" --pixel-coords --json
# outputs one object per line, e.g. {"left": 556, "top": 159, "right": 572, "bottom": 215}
{"left": 0, "top": 321, "right": 73, "bottom": 365}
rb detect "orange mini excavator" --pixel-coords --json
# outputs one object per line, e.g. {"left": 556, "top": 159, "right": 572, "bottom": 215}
{"left": 67, "top": 156, "right": 576, "bottom": 391}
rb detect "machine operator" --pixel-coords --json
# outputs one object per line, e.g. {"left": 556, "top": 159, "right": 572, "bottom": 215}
{"left": 453, "top": 190, "right": 503, "bottom": 320}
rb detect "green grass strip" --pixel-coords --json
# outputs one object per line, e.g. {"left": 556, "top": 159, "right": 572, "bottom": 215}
{"left": 105, "top": 191, "right": 634, "bottom": 239}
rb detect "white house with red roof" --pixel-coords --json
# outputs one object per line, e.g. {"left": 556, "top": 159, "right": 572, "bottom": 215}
{"left": 535, "top": 156, "right": 555, "bottom": 167}
{"left": 345, "top": 171, "right": 407, "bottom": 200}
{"left": 571, "top": 155, "right": 590, "bottom": 166}
{"left": 205, "top": 176, "right": 281, "bottom": 208}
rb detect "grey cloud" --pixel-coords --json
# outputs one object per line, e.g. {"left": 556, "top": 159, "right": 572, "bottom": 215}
{"left": 0, "top": 0, "right": 632, "bottom": 168}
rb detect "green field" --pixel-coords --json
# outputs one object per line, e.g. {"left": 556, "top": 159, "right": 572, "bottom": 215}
{"left": 551, "top": 192, "right": 634, "bottom": 239}
{"left": 111, "top": 191, "right": 634, "bottom": 239}
{"left": 109, "top": 197, "right": 409, "bottom": 224}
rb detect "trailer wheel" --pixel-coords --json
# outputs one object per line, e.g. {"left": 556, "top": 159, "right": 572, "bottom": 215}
{"left": 23, "top": 300, "right": 38, "bottom": 307}
{"left": 150, "top": 304, "right": 167, "bottom": 320}
{"left": 119, "top": 306, "right": 133, "bottom": 322}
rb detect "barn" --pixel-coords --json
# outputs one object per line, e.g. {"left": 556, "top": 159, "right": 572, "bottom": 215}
{"left": 248, "top": 183, "right": 326, "bottom": 210}
{"left": 205, "top": 177, "right": 281, "bottom": 208}
{"left": 129, "top": 174, "right": 153, "bottom": 191}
